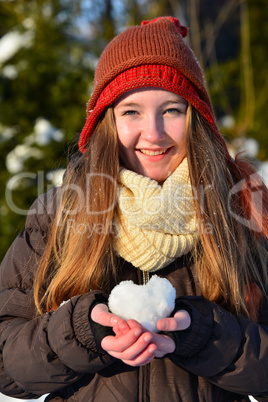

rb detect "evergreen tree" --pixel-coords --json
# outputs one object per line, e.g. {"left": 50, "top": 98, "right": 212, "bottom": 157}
{"left": 0, "top": 0, "right": 92, "bottom": 261}
{"left": 247, "top": 0, "right": 268, "bottom": 159}
{"left": 1, "top": 0, "right": 267, "bottom": 262}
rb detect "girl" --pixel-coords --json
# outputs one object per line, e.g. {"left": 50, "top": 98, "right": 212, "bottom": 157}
{"left": 0, "top": 16, "right": 268, "bottom": 402}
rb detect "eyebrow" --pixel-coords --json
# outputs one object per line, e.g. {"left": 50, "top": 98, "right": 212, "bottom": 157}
{"left": 116, "top": 102, "right": 141, "bottom": 108}
{"left": 116, "top": 99, "right": 188, "bottom": 109}
{"left": 162, "top": 99, "right": 188, "bottom": 106}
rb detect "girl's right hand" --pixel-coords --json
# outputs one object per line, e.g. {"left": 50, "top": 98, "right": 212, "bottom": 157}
{"left": 91, "top": 304, "right": 157, "bottom": 365}
{"left": 91, "top": 303, "right": 120, "bottom": 328}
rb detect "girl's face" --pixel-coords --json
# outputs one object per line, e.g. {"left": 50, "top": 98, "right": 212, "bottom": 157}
{"left": 113, "top": 87, "right": 188, "bottom": 183}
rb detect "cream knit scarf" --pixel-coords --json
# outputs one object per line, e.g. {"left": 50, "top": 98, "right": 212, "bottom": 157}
{"left": 113, "top": 158, "right": 198, "bottom": 272}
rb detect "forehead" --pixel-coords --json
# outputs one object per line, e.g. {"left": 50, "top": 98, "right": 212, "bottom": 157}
{"left": 114, "top": 87, "right": 187, "bottom": 106}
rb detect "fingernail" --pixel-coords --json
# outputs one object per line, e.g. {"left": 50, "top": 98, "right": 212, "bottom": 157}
{"left": 134, "top": 329, "right": 142, "bottom": 337}
{"left": 144, "top": 334, "right": 152, "bottom": 342}
{"left": 110, "top": 317, "right": 118, "bottom": 325}
{"left": 149, "top": 346, "right": 155, "bottom": 353}
{"left": 162, "top": 321, "right": 167, "bottom": 330}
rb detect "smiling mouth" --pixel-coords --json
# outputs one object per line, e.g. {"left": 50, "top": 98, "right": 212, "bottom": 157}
{"left": 139, "top": 148, "right": 170, "bottom": 156}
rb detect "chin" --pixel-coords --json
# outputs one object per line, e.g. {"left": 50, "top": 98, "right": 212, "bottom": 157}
{"left": 144, "top": 172, "right": 170, "bottom": 183}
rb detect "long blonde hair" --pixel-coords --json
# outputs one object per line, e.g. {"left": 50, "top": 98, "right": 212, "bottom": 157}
{"left": 34, "top": 106, "right": 268, "bottom": 318}
{"left": 186, "top": 105, "right": 268, "bottom": 318}
{"left": 34, "top": 108, "right": 119, "bottom": 312}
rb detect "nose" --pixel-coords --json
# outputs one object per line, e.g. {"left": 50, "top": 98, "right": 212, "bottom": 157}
{"left": 141, "top": 113, "right": 165, "bottom": 142}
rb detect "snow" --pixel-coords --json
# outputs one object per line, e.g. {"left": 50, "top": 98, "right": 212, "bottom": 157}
{"left": 1, "top": 65, "right": 19, "bottom": 79}
{"left": 232, "top": 137, "right": 259, "bottom": 159}
{"left": 46, "top": 168, "right": 66, "bottom": 186}
{"left": 32, "top": 118, "right": 64, "bottom": 146}
{"left": 0, "top": 125, "right": 18, "bottom": 142}
{"left": 0, "top": 395, "right": 47, "bottom": 402}
{"left": 0, "top": 30, "right": 34, "bottom": 65}
{"left": 21, "top": 18, "right": 36, "bottom": 30}
{"left": 259, "top": 161, "right": 268, "bottom": 186}
{"left": 6, "top": 144, "right": 44, "bottom": 174}
{"left": 0, "top": 394, "right": 258, "bottom": 401}
{"left": 0, "top": 391, "right": 258, "bottom": 401}
{"left": 24, "top": 118, "right": 64, "bottom": 146}
{"left": 5, "top": 117, "right": 64, "bottom": 174}
{"left": 219, "top": 114, "right": 235, "bottom": 129}
{"left": 108, "top": 275, "right": 176, "bottom": 333}
{"left": 0, "top": 394, "right": 249, "bottom": 401}
{"left": 0, "top": 16, "right": 263, "bottom": 402}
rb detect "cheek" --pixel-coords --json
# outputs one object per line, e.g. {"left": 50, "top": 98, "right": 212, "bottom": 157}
{"left": 118, "top": 142, "right": 137, "bottom": 171}
{"left": 116, "top": 122, "right": 138, "bottom": 153}
{"left": 117, "top": 133, "right": 133, "bottom": 158}
{"left": 116, "top": 121, "right": 131, "bottom": 147}
{"left": 169, "top": 120, "right": 186, "bottom": 145}
{"left": 118, "top": 138, "right": 134, "bottom": 166}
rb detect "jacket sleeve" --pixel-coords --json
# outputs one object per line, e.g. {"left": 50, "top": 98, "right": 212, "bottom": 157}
{"left": 0, "top": 190, "right": 114, "bottom": 398}
{"left": 165, "top": 295, "right": 268, "bottom": 399}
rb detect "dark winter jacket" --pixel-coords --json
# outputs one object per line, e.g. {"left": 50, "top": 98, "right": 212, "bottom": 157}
{"left": 1, "top": 188, "right": 268, "bottom": 402}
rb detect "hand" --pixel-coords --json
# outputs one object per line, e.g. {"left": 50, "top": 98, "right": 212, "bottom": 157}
{"left": 91, "top": 303, "right": 120, "bottom": 327}
{"left": 91, "top": 304, "right": 153, "bottom": 365}
{"left": 157, "top": 309, "right": 191, "bottom": 332}
{"left": 141, "top": 309, "right": 191, "bottom": 359}
{"left": 91, "top": 304, "right": 191, "bottom": 366}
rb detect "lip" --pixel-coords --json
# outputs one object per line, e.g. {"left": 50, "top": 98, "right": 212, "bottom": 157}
{"left": 137, "top": 147, "right": 172, "bottom": 155}
{"left": 136, "top": 147, "right": 173, "bottom": 161}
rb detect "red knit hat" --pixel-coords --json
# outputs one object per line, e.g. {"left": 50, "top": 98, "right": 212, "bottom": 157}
{"left": 79, "top": 16, "right": 229, "bottom": 156}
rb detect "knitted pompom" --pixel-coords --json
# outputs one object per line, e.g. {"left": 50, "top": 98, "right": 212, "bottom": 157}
{"left": 141, "top": 17, "right": 188, "bottom": 38}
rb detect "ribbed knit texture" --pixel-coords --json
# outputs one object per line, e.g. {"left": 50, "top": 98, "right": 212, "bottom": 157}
{"left": 90, "top": 18, "right": 206, "bottom": 109}
{"left": 113, "top": 158, "right": 198, "bottom": 272}
{"left": 79, "top": 16, "right": 229, "bottom": 157}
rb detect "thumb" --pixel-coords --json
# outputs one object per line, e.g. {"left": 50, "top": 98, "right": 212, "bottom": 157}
{"left": 157, "top": 310, "right": 191, "bottom": 332}
{"left": 91, "top": 303, "right": 119, "bottom": 327}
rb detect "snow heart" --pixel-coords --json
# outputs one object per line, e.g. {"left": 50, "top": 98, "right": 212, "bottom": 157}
{"left": 108, "top": 275, "right": 176, "bottom": 333}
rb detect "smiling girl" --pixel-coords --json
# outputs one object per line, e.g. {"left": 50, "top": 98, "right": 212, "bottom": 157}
{"left": 1, "top": 16, "right": 268, "bottom": 402}
{"left": 114, "top": 88, "right": 188, "bottom": 182}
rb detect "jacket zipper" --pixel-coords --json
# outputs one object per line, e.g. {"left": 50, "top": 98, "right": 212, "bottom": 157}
{"left": 141, "top": 364, "right": 150, "bottom": 401}
{"left": 143, "top": 270, "right": 149, "bottom": 284}
{"left": 139, "top": 269, "right": 150, "bottom": 401}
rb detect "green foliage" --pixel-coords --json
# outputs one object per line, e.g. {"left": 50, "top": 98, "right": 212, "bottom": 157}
{"left": 0, "top": 0, "right": 92, "bottom": 260}
{"left": 246, "top": 0, "right": 268, "bottom": 159}
{"left": 0, "top": 0, "right": 267, "bottom": 262}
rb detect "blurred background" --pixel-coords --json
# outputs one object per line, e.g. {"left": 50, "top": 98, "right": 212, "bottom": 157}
{"left": 0, "top": 1, "right": 267, "bottom": 401}
{"left": 1, "top": 0, "right": 268, "bottom": 263}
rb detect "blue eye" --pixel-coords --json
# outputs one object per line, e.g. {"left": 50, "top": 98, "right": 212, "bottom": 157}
{"left": 165, "top": 108, "right": 181, "bottom": 114}
{"left": 123, "top": 110, "right": 137, "bottom": 116}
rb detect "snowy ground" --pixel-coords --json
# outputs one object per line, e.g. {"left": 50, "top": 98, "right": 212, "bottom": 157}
{"left": 0, "top": 394, "right": 258, "bottom": 401}
{"left": 0, "top": 395, "right": 47, "bottom": 401}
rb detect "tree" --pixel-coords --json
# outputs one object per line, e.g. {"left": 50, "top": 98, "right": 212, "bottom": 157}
{"left": 1, "top": 0, "right": 267, "bottom": 262}
{"left": 246, "top": 0, "right": 268, "bottom": 159}
{"left": 0, "top": 0, "right": 92, "bottom": 260}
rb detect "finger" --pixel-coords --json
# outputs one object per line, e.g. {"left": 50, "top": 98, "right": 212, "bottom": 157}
{"left": 101, "top": 326, "right": 143, "bottom": 353}
{"left": 113, "top": 319, "right": 143, "bottom": 337}
{"left": 157, "top": 310, "right": 191, "bottom": 332}
{"left": 111, "top": 339, "right": 157, "bottom": 366}
{"left": 91, "top": 304, "right": 120, "bottom": 327}
{"left": 121, "top": 344, "right": 157, "bottom": 366}
{"left": 113, "top": 332, "right": 154, "bottom": 360}
{"left": 126, "top": 319, "right": 144, "bottom": 330}
{"left": 152, "top": 334, "right": 176, "bottom": 357}
{"left": 113, "top": 319, "right": 131, "bottom": 336}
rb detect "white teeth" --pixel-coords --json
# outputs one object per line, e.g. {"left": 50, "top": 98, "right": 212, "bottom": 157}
{"left": 140, "top": 148, "right": 168, "bottom": 156}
